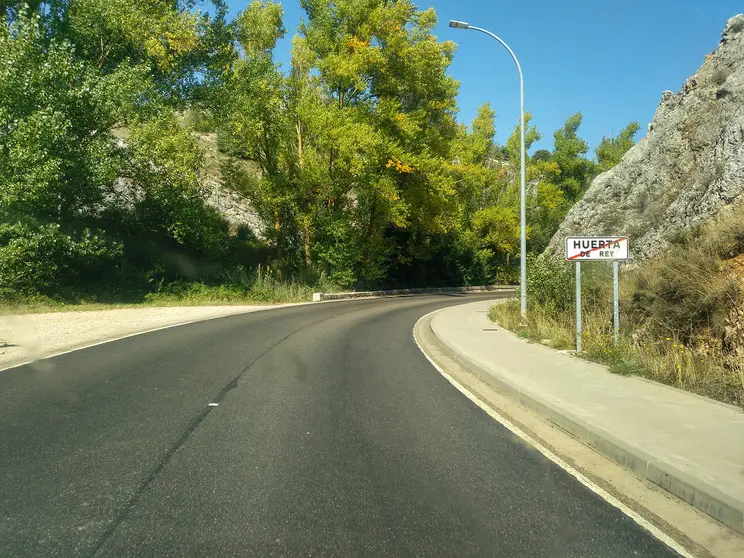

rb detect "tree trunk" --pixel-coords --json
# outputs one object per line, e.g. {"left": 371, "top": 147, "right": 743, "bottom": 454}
{"left": 304, "top": 224, "right": 311, "bottom": 267}
{"left": 274, "top": 210, "right": 284, "bottom": 261}
{"left": 296, "top": 121, "right": 304, "bottom": 169}
{"left": 361, "top": 196, "right": 378, "bottom": 267}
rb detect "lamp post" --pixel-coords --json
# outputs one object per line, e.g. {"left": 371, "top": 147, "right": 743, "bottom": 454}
{"left": 449, "top": 20, "right": 527, "bottom": 317}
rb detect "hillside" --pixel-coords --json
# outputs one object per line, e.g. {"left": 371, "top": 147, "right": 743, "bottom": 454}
{"left": 546, "top": 14, "right": 744, "bottom": 260}
{"left": 194, "top": 133, "right": 264, "bottom": 240}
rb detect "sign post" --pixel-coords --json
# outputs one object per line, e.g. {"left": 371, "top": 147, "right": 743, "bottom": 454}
{"left": 565, "top": 236, "right": 629, "bottom": 352}
{"left": 613, "top": 261, "right": 620, "bottom": 345}
{"left": 575, "top": 261, "right": 582, "bottom": 352}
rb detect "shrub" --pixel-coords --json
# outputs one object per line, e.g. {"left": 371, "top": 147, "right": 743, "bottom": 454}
{"left": 627, "top": 211, "right": 744, "bottom": 344}
{"left": 0, "top": 222, "right": 123, "bottom": 297}
{"left": 525, "top": 254, "right": 574, "bottom": 314}
{"left": 182, "top": 108, "right": 216, "bottom": 133}
{"left": 699, "top": 209, "right": 744, "bottom": 259}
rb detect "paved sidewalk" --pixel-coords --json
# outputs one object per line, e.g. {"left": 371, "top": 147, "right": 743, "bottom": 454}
{"left": 427, "top": 300, "right": 744, "bottom": 534}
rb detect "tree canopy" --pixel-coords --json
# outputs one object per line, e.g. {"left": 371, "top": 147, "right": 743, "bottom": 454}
{"left": 595, "top": 121, "right": 640, "bottom": 174}
{"left": 0, "top": 1, "right": 639, "bottom": 300}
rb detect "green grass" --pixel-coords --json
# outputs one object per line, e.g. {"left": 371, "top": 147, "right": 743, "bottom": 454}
{"left": 1, "top": 300, "right": 147, "bottom": 315}
{"left": 143, "top": 276, "right": 314, "bottom": 305}
{"left": 0, "top": 271, "right": 324, "bottom": 315}
{"left": 0, "top": 291, "right": 304, "bottom": 316}
{"left": 489, "top": 300, "right": 573, "bottom": 350}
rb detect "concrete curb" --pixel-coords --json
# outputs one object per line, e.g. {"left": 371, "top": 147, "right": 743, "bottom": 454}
{"left": 416, "top": 310, "right": 744, "bottom": 535}
{"left": 313, "top": 285, "right": 514, "bottom": 302}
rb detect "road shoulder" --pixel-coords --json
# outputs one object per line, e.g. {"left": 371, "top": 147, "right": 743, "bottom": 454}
{"left": 0, "top": 303, "right": 307, "bottom": 371}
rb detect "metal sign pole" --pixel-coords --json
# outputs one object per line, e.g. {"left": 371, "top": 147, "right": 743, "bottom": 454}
{"left": 613, "top": 261, "right": 620, "bottom": 345}
{"left": 575, "top": 261, "right": 582, "bottom": 353}
{"left": 566, "top": 236, "right": 629, "bottom": 352}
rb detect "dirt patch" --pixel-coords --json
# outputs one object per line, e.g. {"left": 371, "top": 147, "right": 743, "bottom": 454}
{"left": 725, "top": 252, "right": 744, "bottom": 280}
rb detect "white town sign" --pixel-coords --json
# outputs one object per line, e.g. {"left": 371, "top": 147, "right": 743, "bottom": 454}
{"left": 565, "top": 236, "right": 629, "bottom": 261}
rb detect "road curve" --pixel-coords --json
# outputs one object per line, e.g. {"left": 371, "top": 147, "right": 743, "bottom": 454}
{"left": 0, "top": 295, "right": 678, "bottom": 557}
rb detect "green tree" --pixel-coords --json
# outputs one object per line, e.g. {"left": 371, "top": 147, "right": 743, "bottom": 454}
{"left": 0, "top": 0, "right": 638, "bottom": 299}
{"left": 451, "top": 103, "right": 496, "bottom": 215}
{"left": 458, "top": 113, "right": 540, "bottom": 273}
{"left": 469, "top": 102, "right": 496, "bottom": 164}
{"left": 532, "top": 149, "right": 551, "bottom": 162}
{"left": 285, "top": 34, "right": 333, "bottom": 268}
{"left": 217, "top": 1, "right": 299, "bottom": 268}
{"left": 595, "top": 121, "right": 640, "bottom": 173}
{"left": 505, "top": 112, "right": 542, "bottom": 163}
{"left": 551, "top": 112, "right": 594, "bottom": 202}
{"left": 463, "top": 112, "right": 569, "bottom": 261}
{"left": 61, "top": 0, "right": 201, "bottom": 87}
{"left": 0, "top": 10, "right": 124, "bottom": 294}
{"left": 1, "top": 2, "right": 236, "bottom": 297}
{"left": 527, "top": 158, "right": 564, "bottom": 253}
{"left": 293, "top": 0, "right": 462, "bottom": 285}
{"left": 126, "top": 113, "right": 227, "bottom": 250}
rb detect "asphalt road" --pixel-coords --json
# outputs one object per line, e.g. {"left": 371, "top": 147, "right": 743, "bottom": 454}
{"left": 0, "top": 294, "right": 679, "bottom": 557}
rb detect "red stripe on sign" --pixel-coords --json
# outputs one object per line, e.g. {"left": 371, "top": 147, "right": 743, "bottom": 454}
{"left": 567, "top": 238, "right": 627, "bottom": 260}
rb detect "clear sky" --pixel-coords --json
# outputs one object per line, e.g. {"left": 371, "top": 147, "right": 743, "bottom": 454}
{"left": 218, "top": 0, "right": 742, "bottom": 156}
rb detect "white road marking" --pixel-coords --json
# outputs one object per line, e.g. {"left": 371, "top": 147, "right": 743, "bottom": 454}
{"left": 0, "top": 304, "right": 314, "bottom": 373}
{"left": 412, "top": 310, "right": 693, "bottom": 558}
{"left": 0, "top": 294, "right": 430, "bottom": 374}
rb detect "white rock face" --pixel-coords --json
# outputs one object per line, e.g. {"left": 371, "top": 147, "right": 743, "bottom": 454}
{"left": 546, "top": 15, "right": 744, "bottom": 261}
{"left": 195, "top": 132, "right": 265, "bottom": 240}
{"left": 203, "top": 180, "right": 264, "bottom": 240}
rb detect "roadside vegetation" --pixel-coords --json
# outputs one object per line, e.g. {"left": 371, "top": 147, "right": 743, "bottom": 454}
{"left": 0, "top": 264, "right": 325, "bottom": 315}
{"left": 0, "top": 1, "right": 638, "bottom": 310}
{"left": 490, "top": 210, "right": 744, "bottom": 407}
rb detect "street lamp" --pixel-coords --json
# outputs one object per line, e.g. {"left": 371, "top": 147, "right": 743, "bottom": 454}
{"left": 449, "top": 20, "right": 527, "bottom": 317}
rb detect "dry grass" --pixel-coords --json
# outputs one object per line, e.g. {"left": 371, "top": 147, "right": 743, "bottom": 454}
{"left": 491, "top": 299, "right": 744, "bottom": 407}
{"left": 490, "top": 208, "right": 744, "bottom": 407}
{"left": 489, "top": 300, "right": 574, "bottom": 350}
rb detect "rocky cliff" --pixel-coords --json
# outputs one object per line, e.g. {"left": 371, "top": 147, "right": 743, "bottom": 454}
{"left": 196, "top": 133, "right": 265, "bottom": 240}
{"left": 546, "top": 15, "right": 744, "bottom": 260}
{"left": 111, "top": 129, "right": 265, "bottom": 240}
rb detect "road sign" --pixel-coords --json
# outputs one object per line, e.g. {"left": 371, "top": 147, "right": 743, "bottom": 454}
{"left": 566, "top": 235, "right": 629, "bottom": 352}
{"left": 565, "top": 236, "right": 628, "bottom": 261}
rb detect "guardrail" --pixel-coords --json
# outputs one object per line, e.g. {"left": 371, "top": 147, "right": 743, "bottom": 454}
{"left": 312, "top": 285, "right": 516, "bottom": 302}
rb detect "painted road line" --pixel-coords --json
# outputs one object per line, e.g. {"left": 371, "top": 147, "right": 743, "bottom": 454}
{"left": 0, "top": 304, "right": 312, "bottom": 373}
{"left": 413, "top": 310, "right": 693, "bottom": 558}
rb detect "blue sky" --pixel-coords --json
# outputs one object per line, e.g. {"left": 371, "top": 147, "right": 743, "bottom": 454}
{"left": 217, "top": 0, "right": 741, "bottom": 156}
